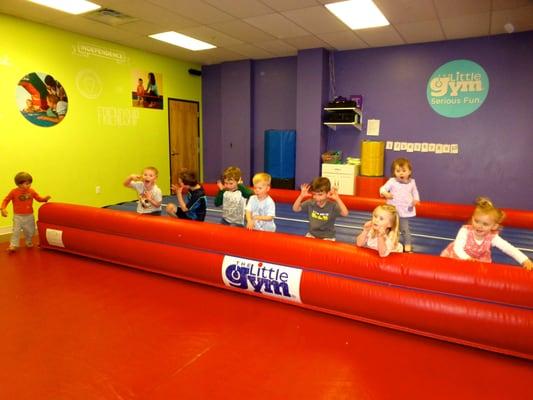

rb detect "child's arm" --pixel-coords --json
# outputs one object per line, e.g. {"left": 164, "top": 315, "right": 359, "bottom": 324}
{"left": 171, "top": 183, "right": 188, "bottom": 211}
{"left": 245, "top": 209, "right": 254, "bottom": 230}
{"left": 452, "top": 227, "right": 472, "bottom": 260}
{"left": 379, "top": 179, "right": 393, "bottom": 199}
{"left": 376, "top": 229, "right": 392, "bottom": 257}
{"left": 356, "top": 221, "right": 372, "bottom": 247}
{"left": 237, "top": 183, "right": 254, "bottom": 199}
{"left": 328, "top": 188, "right": 349, "bottom": 217}
{"left": 31, "top": 189, "right": 51, "bottom": 203}
{"left": 144, "top": 188, "right": 162, "bottom": 208}
{"left": 412, "top": 180, "right": 420, "bottom": 207}
{"left": 1, "top": 192, "right": 13, "bottom": 217}
{"left": 491, "top": 235, "right": 532, "bottom": 269}
{"left": 214, "top": 189, "right": 224, "bottom": 207}
{"left": 292, "top": 184, "right": 310, "bottom": 212}
{"left": 123, "top": 174, "right": 140, "bottom": 188}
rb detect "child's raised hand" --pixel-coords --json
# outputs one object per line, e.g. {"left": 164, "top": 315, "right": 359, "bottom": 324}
{"left": 377, "top": 225, "right": 388, "bottom": 237}
{"left": 216, "top": 180, "right": 224, "bottom": 190}
{"left": 44, "top": 195, "right": 51, "bottom": 202}
{"left": 131, "top": 174, "right": 142, "bottom": 181}
{"left": 363, "top": 220, "right": 373, "bottom": 231}
{"left": 299, "top": 183, "right": 310, "bottom": 196}
{"left": 171, "top": 183, "right": 183, "bottom": 193}
{"left": 328, "top": 187, "right": 340, "bottom": 200}
{"left": 0, "top": 209, "right": 7, "bottom": 217}
{"left": 522, "top": 259, "right": 533, "bottom": 271}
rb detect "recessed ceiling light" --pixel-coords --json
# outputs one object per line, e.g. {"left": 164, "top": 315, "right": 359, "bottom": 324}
{"left": 325, "top": 0, "right": 389, "bottom": 30}
{"left": 28, "top": 0, "right": 101, "bottom": 15}
{"left": 149, "top": 31, "right": 216, "bottom": 51}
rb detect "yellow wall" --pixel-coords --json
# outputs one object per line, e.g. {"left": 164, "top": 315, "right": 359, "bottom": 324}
{"left": 0, "top": 14, "right": 202, "bottom": 230}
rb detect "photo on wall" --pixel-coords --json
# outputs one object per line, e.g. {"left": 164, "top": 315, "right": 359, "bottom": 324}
{"left": 16, "top": 72, "right": 68, "bottom": 127}
{"left": 131, "top": 70, "right": 163, "bottom": 109}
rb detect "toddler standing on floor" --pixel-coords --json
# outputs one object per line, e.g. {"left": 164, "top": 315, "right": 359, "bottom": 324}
{"left": 379, "top": 157, "right": 420, "bottom": 252}
{"left": 123, "top": 166, "right": 162, "bottom": 215}
{"left": 1, "top": 172, "right": 51, "bottom": 252}
{"left": 356, "top": 204, "right": 403, "bottom": 257}
{"left": 441, "top": 197, "right": 532, "bottom": 270}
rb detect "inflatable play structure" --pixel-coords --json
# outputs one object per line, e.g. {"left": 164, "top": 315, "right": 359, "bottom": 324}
{"left": 38, "top": 190, "right": 533, "bottom": 360}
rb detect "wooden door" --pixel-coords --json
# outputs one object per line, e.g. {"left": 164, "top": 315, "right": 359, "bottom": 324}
{"left": 168, "top": 99, "right": 200, "bottom": 189}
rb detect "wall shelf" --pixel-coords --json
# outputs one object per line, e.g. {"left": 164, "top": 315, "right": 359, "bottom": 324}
{"left": 323, "top": 107, "right": 362, "bottom": 131}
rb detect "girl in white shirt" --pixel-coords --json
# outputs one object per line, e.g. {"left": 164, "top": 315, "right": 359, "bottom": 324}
{"left": 441, "top": 197, "right": 532, "bottom": 270}
{"left": 356, "top": 204, "right": 403, "bottom": 257}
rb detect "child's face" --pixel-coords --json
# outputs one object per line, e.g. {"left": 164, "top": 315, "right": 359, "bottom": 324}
{"left": 18, "top": 181, "right": 31, "bottom": 190}
{"left": 224, "top": 178, "right": 238, "bottom": 191}
{"left": 142, "top": 169, "right": 158, "bottom": 185}
{"left": 372, "top": 208, "right": 393, "bottom": 230}
{"left": 472, "top": 212, "right": 498, "bottom": 238}
{"left": 312, "top": 190, "right": 328, "bottom": 206}
{"left": 253, "top": 181, "right": 270, "bottom": 198}
{"left": 394, "top": 165, "right": 411, "bottom": 182}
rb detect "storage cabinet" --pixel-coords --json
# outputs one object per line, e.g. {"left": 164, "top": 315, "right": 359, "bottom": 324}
{"left": 323, "top": 107, "right": 363, "bottom": 130}
{"left": 321, "top": 163, "right": 357, "bottom": 195}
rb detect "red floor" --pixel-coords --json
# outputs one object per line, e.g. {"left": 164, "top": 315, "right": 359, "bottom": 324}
{"left": 0, "top": 242, "right": 532, "bottom": 399}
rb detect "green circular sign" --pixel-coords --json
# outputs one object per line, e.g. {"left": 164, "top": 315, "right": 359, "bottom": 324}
{"left": 427, "top": 60, "right": 489, "bottom": 118}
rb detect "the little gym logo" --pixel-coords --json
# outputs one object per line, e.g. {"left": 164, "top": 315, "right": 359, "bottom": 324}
{"left": 427, "top": 60, "right": 489, "bottom": 118}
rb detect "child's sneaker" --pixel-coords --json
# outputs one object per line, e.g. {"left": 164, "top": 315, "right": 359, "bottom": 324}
{"left": 6, "top": 246, "right": 17, "bottom": 253}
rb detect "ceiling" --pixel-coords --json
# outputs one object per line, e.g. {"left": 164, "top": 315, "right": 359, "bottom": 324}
{"left": 2, "top": 0, "right": 533, "bottom": 65}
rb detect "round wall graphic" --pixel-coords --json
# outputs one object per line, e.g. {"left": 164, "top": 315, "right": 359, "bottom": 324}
{"left": 16, "top": 72, "right": 68, "bottom": 127}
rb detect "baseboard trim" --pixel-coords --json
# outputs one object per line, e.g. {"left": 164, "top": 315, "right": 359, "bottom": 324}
{"left": 0, "top": 226, "right": 11, "bottom": 243}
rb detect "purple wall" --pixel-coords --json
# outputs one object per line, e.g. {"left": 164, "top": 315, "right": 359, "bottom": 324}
{"left": 295, "top": 48, "right": 330, "bottom": 185}
{"left": 253, "top": 57, "right": 297, "bottom": 173}
{"left": 220, "top": 60, "right": 253, "bottom": 184}
{"left": 329, "top": 32, "right": 533, "bottom": 209}
{"left": 202, "top": 31, "right": 532, "bottom": 209}
{"left": 202, "top": 64, "right": 222, "bottom": 182}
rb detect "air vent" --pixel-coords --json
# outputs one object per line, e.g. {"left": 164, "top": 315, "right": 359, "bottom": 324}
{"left": 84, "top": 8, "right": 138, "bottom": 26}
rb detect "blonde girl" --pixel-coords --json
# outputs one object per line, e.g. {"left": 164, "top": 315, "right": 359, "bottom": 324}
{"left": 356, "top": 204, "right": 403, "bottom": 257}
{"left": 441, "top": 197, "right": 532, "bottom": 270}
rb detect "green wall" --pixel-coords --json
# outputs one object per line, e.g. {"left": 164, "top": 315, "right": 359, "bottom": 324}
{"left": 0, "top": 14, "right": 202, "bottom": 230}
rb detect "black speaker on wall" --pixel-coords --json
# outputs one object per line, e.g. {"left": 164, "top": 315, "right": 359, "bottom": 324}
{"left": 188, "top": 68, "right": 202, "bottom": 76}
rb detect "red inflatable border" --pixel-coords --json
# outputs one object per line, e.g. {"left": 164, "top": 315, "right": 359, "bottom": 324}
{"left": 38, "top": 203, "right": 533, "bottom": 360}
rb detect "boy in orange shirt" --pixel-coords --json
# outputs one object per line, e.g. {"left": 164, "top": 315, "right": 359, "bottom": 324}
{"left": 1, "top": 172, "right": 51, "bottom": 252}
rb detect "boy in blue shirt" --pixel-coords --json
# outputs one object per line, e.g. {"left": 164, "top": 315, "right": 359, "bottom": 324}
{"left": 166, "top": 169, "right": 206, "bottom": 221}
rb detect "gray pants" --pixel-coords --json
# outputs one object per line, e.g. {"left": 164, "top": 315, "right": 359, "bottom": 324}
{"left": 399, "top": 217, "right": 412, "bottom": 247}
{"left": 10, "top": 214, "right": 35, "bottom": 248}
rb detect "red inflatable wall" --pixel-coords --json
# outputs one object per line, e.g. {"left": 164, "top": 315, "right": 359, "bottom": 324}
{"left": 38, "top": 203, "right": 533, "bottom": 360}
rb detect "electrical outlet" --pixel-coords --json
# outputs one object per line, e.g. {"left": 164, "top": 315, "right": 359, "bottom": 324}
{"left": 96, "top": 186, "right": 101, "bottom": 194}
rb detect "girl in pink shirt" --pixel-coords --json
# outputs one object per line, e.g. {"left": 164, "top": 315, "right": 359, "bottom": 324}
{"left": 379, "top": 158, "right": 420, "bottom": 252}
{"left": 441, "top": 197, "right": 532, "bottom": 270}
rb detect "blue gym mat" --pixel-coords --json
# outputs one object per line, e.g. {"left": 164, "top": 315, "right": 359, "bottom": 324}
{"left": 105, "top": 196, "right": 533, "bottom": 267}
